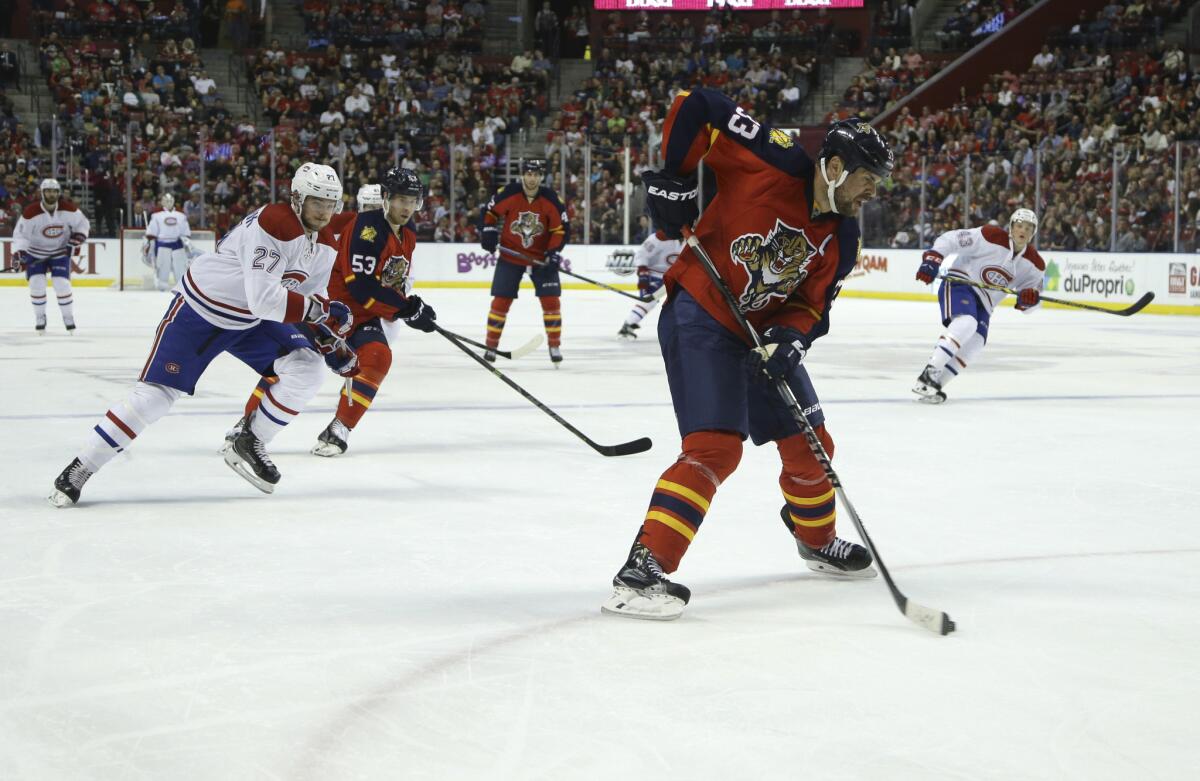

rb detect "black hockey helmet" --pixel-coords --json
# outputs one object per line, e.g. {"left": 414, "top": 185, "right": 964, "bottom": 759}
{"left": 381, "top": 166, "right": 423, "bottom": 210}
{"left": 819, "top": 118, "right": 894, "bottom": 179}
{"left": 521, "top": 158, "right": 547, "bottom": 175}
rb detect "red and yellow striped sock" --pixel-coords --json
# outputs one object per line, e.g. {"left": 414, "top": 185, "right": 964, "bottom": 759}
{"left": 777, "top": 427, "right": 837, "bottom": 549}
{"left": 636, "top": 430, "right": 743, "bottom": 573}
{"left": 245, "top": 375, "right": 277, "bottom": 418}
{"left": 335, "top": 342, "right": 392, "bottom": 429}
{"left": 486, "top": 296, "right": 513, "bottom": 349}
{"left": 539, "top": 295, "right": 562, "bottom": 348}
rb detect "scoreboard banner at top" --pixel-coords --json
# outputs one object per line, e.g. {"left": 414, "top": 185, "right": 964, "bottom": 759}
{"left": 594, "top": 0, "right": 863, "bottom": 9}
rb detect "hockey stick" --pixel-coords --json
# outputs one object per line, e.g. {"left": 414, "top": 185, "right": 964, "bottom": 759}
{"left": 938, "top": 274, "right": 1155, "bottom": 317}
{"left": 433, "top": 324, "right": 652, "bottom": 457}
{"left": 682, "top": 227, "right": 955, "bottom": 636}
{"left": 498, "top": 246, "right": 664, "bottom": 302}
{"left": 435, "top": 328, "right": 544, "bottom": 360}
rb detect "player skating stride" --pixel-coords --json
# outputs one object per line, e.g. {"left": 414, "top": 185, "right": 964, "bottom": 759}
{"left": 480, "top": 158, "right": 569, "bottom": 365}
{"left": 11, "top": 178, "right": 89, "bottom": 333}
{"left": 616, "top": 229, "right": 682, "bottom": 339}
{"left": 603, "top": 90, "right": 892, "bottom": 620}
{"left": 237, "top": 168, "right": 436, "bottom": 457}
{"left": 48, "top": 163, "right": 355, "bottom": 506}
{"left": 912, "top": 209, "right": 1045, "bottom": 403}
{"left": 142, "top": 193, "right": 195, "bottom": 291}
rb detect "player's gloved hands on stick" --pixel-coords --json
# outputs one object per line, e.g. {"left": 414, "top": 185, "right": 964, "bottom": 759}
{"left": 481, "top": 226, "right": 499, "bottom": 254}
{"left": 304, "top": 294, "right": 353, "bottom": 337}
{"left": 68, "top": 232, "right": 87, "bottom": 248}
{"left": 915, "top": 250, "right": 942, "bottom": 285}
{"left": 11, "top": 250, "right": 27, "bottom": 272}
{"left": 746, "top": 326, "right": 809, "bottom": 384}
{"left": 1015, "top": 288, "right": 1040, "bottom": 310}
{"left": 641, "top": 169, "right": 699, "bottom": 241}
{"left": 542, "top": 251, "right": 562, "bottom": 269}
{"left": 395, "top": 294, "right": 437, "bottom": 333}
{"left": 308, "top": 325, "right": 360, "bottom": 377}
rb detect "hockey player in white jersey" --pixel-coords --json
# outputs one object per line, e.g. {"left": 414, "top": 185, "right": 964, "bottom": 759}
{"left": 912, "top": 209, "right": 1045, "bottom": 403}
{"left": 11, "top": 178, "right": 89, "bottom": 333}
{"left": 48, "top": 163, "right": 358, "bottom": 507}
{"left": 142, "top": 193, "right": 195, "bottom": 291}
{"left": 615, "top": 227, "right": 682, "bottom": 339}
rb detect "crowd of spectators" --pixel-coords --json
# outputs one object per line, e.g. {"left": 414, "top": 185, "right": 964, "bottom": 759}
{"left": 860, "top": 33, "right": 1200, "bottom": 253}
{"left": 935, "top": 0, "right": 1036, "bottom": 51}
{"left": 299, "top": 0, "right": 485, "bottom": 51}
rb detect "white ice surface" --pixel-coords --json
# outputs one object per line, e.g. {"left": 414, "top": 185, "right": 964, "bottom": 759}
{"left": 1, "top": 285, "right": 1198, "bottom": 781}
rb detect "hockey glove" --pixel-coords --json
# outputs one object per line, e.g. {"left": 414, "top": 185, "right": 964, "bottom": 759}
{"left": 641, "top": 169, "right": 699, "bottom": 240}
{"left": 395, "top": 294, "right": 437, "bottom": 333}
{"left": 304, "top": 294, "right": 353, "bottom": 337}
{"left": 68, "top": 232, "right": 87, "bottom": 248}
{"left": 542, "top": 251, "right": 562, "bottom": 269}
{"left": 10, "top": 250, "right": 27, "bottom": 272}
{"left": 1015, "top": 288, "right": 1040, "bottom": 311}
{"left": 746, "top": 326, "right": 809, "bottom": 384}
{"left": 915, "top": 250, "right": 942, "bottom": 285}
{"left": 481, "top": 225, "right": 499, "bottom": 254}
{"left": 141, "top": 241, "right": 153, "bottom": 267}
{"left": 308, "top": 325, "right": 360, "bottom": 377}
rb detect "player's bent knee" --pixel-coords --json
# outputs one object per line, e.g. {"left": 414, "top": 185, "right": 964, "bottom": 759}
{"left": 777, "top": 425, "right": 834, "bottom": 469}
{"left": 130, "top": 381, "right": 181, "bottom": 422}
{"left": 681, "top": 430, "right": 743, "bottom": 482}
{"left": 356, "top": 341, "right": 392, "bottom": 380}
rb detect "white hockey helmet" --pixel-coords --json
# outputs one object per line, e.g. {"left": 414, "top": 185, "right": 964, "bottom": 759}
{"left": 161, "top": 193, "right": 175, "bottom": 209}
{"left": 40, "top": 178, "right": 61, "bottom": 193}
{"left": 356, "top": 184, "right": 383, "bottom": 211}
{"left": 1008, "top": 208, "right": 1038, "bottom": 235}
{"left": 291, "top": 162, "right": 343, "bottom": 215}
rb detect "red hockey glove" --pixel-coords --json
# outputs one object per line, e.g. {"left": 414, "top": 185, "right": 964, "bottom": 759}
{"left": 304, "top": 294, "right": 353, "bottom": 337}
{"left": 11, "top": 250, "right": 27, "bottom": 272}
{"left": 308, "top": 324, "right": 359, "bottom": 377}
{"left": 915, "top": 251, "right": 942, "bottom": 285}
{"left": 68, "top": 232, "right": 87, "bottom": 247}
{"left": 1015, "top": 288, "right": 1040, "bottom": 310}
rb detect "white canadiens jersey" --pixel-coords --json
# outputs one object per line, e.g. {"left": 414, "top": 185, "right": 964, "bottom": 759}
{"left": 930, "top": 225, "right": 1046, "bottom": 313}
{"left": 633, "top": 231, "right": 683, "bottom": 275}
{"left": 146, "top": 209, "right": 192, "bottom": 247}
{"left": 179, "top": 203, "right": 338, "bottom": 330}
{"left": 12, "top": 201, "right": 90, "bottom": 260}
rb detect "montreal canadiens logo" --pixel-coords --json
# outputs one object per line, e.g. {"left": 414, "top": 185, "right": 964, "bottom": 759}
{"left": 165, "top": 217, "right": 177, "bottom": 225}
{"left": 42, "top": 225, "right": 65, "bottom": 239}
{"left": 281, "top": 271, "right": 308, "bottom": 290}
{"left": 981, "top": 266, "right": 1014, "bottom": 286}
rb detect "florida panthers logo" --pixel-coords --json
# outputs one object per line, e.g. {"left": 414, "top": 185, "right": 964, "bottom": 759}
{"left": 510, "top": 211, "right": 544, "bottom": 249}
{"left": 381, "top": 254, "right": 411, "bottom": 290}
{"left": 729, "top": 219, "right": 818, "bottom": 311}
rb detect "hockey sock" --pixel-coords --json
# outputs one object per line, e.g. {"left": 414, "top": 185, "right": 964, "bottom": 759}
{"left": 52, "top": 275, "right": 74, "bottom": 325}
{"left": 625, "top": 298, "right": 658, "bottom": 327}
{"left": 940, "top": 331, "right": 986, "bottom": 389}
{"left": 486, "top": 296, "right": 513, "bottom": 349}
{"left": 926, "top": 315, "right": 978, "bottom": 378}
{"left": 29, "top": 273, "right": 47, "bottom": 326}
{"left": 778, "top": 426, "right": 837, "bottom": 549}
{"left": 244, "top": 376, "right": 277, "bottom": 417}
{"left": 636, "top": 430, "right": 743, "bottom": 573}
{"left": 539, "top": 296, "right": 562, "bottom": 348}
{"left": 248, "top": 350, "right": 324, "bottom": 444}
{"left": 79, "top": 381, "right": 180, "bottom": 471}
{"left": 336, "top": 341, "right": 392, "bottom": 429}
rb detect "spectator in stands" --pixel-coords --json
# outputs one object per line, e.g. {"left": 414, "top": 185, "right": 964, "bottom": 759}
{"left": 535, "top": 2, "right": 560, "bottom": 60}
{"left": 0, "top": 42, "right": 18, "bottom": 91}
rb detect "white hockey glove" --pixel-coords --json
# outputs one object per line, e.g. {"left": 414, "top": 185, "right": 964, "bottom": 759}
{"left": 182, "top": 237, "right": 197, "bottom": 258}
{"left": 141, "top": 239, "right": 153, "bottom": 267}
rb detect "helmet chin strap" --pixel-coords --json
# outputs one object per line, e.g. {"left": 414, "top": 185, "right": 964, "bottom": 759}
{"left": 819, "top": 157, "right": 849, "bottom": 215}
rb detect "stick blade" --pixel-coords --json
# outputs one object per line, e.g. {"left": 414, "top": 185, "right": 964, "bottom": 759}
{"left": 595, "top": 436, "right": 653, "bottom": 457}
{"left": 1119, "top": 291, "right": 1155, "bottom": 316}
{"left": 903, "top": 599, "right": 956, "bottom": 636}
{"left": 505, "top": 333, "right": 545, "bottom": 359}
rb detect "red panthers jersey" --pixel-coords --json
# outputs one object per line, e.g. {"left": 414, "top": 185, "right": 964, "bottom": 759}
{"left": 660, "top": 89, "right": 862, "bottom": 347}
{"left": 482, "top": 183, "right": 568, "bottom": 265}
{"left": 325, "top": 209, "right": 417, "bottom": 324}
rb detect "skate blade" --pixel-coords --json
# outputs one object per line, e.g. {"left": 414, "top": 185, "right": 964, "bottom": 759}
{"left": 804, "top": 560, "right": 879, "bottom": 579}
{"left": 47, "top": 489, "right": 76, "bottom": 508}
{"left": 912, "top": 382, "right": 946, "bottom": 404}
{"left": 310, "top": 442, "right": 345, "bottom": 457}
{"left": 600, "top": 587, "right": 685, "bottom": 620}
{"left": 223, "top": 452, "right": 276, "bottom": 494}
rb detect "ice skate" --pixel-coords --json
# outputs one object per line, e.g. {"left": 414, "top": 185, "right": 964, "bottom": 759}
{"left": 35, "top": 319, "right": 46, "bottom": 335}
{"left": 781, "top": 508, "right": 876, "bottom": 578}
{"left": 48, "top": 458, "right": 93, "bottom": 507}
{"left": 65, "top": 321, "right": 76, "bottom": 334}
{"left": 617, "top": 323, "right": 639, "bottom": 340}
{"left": 219, "top": 416, "right": 247, "bottom": 455}
{"left": 549, "top": 345, "right": 563, "bottom": 366}
{"left": 223, "top": 423, "right": 280, "bottom": 494}
{"left": 912, "top": 365, "right": 946, "bottom": 404}
{"left": 311, "top": 418, "right": 350, "bottom": 457}
{"left": 601, "top": 542, "right": 691, "bottom": 620}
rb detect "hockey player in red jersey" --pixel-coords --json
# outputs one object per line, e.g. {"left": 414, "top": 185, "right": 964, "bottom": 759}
{"left": 480, "top": 158, "right": 569, "bottom": 364}
{"left": 602, "top": 89, "right": 894, "bottom": 620}
{"left": 236, "top": 168, "right": 437, "bottom": 457}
